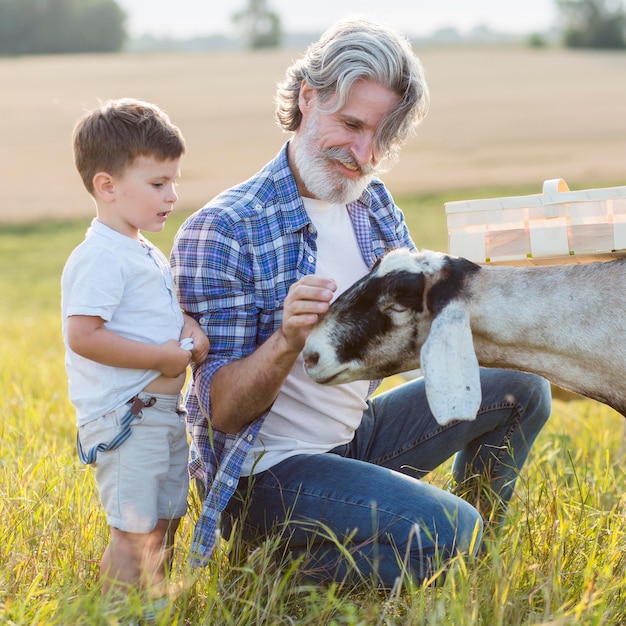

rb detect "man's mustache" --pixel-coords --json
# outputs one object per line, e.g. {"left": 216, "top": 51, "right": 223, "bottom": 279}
{"left": 322, "top": 147, "right": 378, "bottom": 177}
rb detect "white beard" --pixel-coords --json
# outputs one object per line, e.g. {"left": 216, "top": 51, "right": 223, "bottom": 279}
{"left": 293, "top": 114, "right": 377, "bottom": 204}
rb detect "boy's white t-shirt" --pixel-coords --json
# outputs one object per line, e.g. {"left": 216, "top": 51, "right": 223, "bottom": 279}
{"left": 61, "top": 219, "right": 184, "bottom": 426}
{"left": 241, "top": 199, "right": 370, "bottom": 475}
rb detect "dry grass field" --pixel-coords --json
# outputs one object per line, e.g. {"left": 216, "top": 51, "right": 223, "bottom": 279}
{"left": 1, "top": 44, "right": 626, "bottom": 224}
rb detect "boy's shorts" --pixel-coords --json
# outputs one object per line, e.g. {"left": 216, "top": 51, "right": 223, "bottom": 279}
{"left": 78, "top": 392, "right": 189, "bottom": 533}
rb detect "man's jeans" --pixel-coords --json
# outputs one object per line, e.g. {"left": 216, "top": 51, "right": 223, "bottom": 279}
{"left": 223, "top": 369, "right": 551, "bottom": 587}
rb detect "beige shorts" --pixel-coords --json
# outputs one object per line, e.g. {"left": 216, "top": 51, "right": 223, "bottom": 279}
{"left": 78, "top": 392, "right": 189, "bottom": 533}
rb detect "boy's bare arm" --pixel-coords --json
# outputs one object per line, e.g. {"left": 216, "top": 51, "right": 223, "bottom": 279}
{"left": 67, "top": 314, "right": 191, "bottom": 378}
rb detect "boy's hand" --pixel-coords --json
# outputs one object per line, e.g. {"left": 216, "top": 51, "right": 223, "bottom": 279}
{"left": 180, "top": 314, "right": 210, "bottom": 364}
{"left": 184, "top": 328, "right": 210, "bottom": 364}
{"left": 158, "top": 339, "right": 193, "bottom": 377}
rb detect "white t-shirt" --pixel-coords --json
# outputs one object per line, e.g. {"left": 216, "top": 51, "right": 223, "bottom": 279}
{"left": 61, "top": 219, "right": 184, "bottom": 426}
{"left": 241, "top": 199, "right": 370, "bottom": 475}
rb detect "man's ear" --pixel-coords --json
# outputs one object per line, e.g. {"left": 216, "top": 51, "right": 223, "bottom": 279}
{"left": 92, "top": 172, "right": 115, "bottom": 202}
{"left": 299, "top": 80, "right": 315, "bottom": 110}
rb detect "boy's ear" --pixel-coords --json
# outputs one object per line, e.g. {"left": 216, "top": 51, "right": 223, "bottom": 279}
{"left": 92, "top": 172, "right": 115, "bottom": 201}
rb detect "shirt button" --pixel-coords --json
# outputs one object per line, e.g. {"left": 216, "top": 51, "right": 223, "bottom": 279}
{"left": 226, "top": 479, "right": 234, "bottom": 487}
{"left": 199, "top": 317, "right": 206, "bottom": 324}
{"left": 308, "top": 255, "right": 314, "bottom": 263}
{"left": 246, "top": 434, "right": 253, "bottom": 442}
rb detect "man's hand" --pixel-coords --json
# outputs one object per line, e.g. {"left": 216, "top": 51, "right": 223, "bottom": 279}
{"left": 280, "top": 275, "right": 337, "bottom": 352}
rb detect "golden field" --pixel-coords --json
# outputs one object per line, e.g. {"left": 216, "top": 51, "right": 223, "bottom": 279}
{"left": 1, "top": 44, "right": 626, "bottom": 224}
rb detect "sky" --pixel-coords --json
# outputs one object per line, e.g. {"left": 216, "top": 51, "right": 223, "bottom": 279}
{"left": 116, "top": 0, "right": 559, "bottom": 39}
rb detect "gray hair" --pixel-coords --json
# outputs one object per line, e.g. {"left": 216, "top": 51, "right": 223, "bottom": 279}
{"left": 274, "top": 18, "right": 430, "bottom": 159}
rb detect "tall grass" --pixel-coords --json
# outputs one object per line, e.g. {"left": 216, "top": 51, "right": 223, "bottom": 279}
{"left": 1, "top": 192, "right": 624, "bottom": 625}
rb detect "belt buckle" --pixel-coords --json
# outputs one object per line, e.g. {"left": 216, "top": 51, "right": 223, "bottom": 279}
{"left": 128, "top": 395, "right": 156, "bottom": 415}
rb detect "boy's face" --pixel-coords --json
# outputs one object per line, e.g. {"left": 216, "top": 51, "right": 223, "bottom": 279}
{"left": 96, "top": 155, "right": 182, "bottom": 238}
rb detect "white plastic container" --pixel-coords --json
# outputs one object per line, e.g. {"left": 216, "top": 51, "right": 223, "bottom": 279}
{"left": 445, "top": 179, "right": 626, "bottom": 265}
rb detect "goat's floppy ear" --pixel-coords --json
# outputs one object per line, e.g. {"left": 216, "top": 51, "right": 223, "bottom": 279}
{"left": 420, "top": 301, "right": 481, "bottom": 425}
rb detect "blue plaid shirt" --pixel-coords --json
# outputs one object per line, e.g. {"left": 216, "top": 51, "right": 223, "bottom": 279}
{"left": 170, "top": 142, "right": 417, "bottom": 565}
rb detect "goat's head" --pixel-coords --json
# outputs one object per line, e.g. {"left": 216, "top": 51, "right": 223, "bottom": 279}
{"left": 302, "top": 248, "right": 483, "bottom": 425}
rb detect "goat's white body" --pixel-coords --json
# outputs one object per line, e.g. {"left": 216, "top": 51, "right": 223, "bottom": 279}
{"left": 468, "top": 262, "right": 625, "bottom": 415}
{"left": 303, "top": 250, "right": 626, "bottom": 423}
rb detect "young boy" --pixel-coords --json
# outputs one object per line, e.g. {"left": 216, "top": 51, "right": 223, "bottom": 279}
{"left": 61, "top": 98, "right": 209, "bottom": 607}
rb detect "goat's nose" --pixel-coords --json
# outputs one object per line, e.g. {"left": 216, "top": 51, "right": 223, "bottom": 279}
{"left": 303, "top": 350, "right": 319, "bottom": 369}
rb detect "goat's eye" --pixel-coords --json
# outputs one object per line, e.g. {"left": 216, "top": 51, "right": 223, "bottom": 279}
{"left": 385, "top": 303, "right": 409, "bottom": 314}
{"left": 390, "top": 304, "right": 408, "bottom": 313}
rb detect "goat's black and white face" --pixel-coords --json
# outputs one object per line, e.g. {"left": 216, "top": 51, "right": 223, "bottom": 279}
{"left": 303, "top": 248, "right": 484, "bottom": 425}
{"left": 303, "top": 248, "right": 454, "bottom": 382}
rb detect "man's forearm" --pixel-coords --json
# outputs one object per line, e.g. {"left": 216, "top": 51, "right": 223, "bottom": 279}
{"left": 209, "top": 329, "right": 301, "bottom": 434}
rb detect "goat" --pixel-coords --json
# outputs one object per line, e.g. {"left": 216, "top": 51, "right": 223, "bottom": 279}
{"left": 303, "top": 248, "right": 626, "bottom": 426}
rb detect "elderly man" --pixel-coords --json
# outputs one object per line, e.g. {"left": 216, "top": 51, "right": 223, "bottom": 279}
{"left": 171, "top": 18, "right": 551, "bottom": 587}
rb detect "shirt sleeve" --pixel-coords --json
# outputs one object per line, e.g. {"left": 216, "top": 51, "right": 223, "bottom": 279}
{"left": 171, "top": 209, "right": 260, "bottom": 418}
{"left": 64, "top": 246, "right": 124, "bottom": 321}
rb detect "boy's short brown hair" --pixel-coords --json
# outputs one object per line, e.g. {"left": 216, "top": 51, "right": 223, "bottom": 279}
{"left": 72, "top": 98, "right": 186, "bottom": 195}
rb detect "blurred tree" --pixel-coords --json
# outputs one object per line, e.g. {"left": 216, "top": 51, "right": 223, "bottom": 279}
{"left": 527, "top": 32, "right": 549, "bottom": 47}
{"left": 0, "top": 0, "right": 127, "bottom": 55}
{"left": 556, "top": 0, "right": 626, "bottom": 48}
{"left": 232, "top": 0, "right": 282, "bottom": 49}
